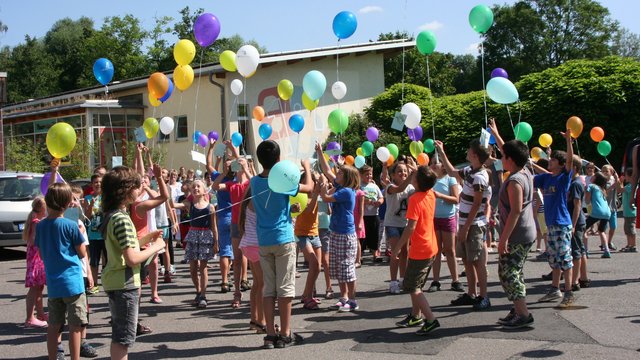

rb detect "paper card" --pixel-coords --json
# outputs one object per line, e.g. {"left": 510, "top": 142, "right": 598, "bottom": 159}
{"left": 391, "top": 112, "right": 406, "bottom": 131}
{"left": 134, "top": 127, "right": 147, "bottom": 143}
{"left": 191, "top": 150, "right": 207, "bottom": 165}
{"left": 480, "top": 128, "right": 491, "bottom": 148}
{"left": 231, "top": 160, "right": 242, "bottom": 172}
{"left": 111, "top": 156, "right": 122, "bottom": 167}
{"left": 493, "top": 159, "right": 503, "bottom": 171}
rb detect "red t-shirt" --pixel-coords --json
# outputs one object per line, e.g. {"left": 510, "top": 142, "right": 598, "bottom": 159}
{"left": 225, "top": 180, "right": 250, "bottom": 224}
{"left": 406, "top": 190, "right": 438, "bottom": 260}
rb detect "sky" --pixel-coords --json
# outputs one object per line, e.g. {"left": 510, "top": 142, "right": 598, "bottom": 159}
{"left": 0, "top": 1, "right": 638, "bottom": 56}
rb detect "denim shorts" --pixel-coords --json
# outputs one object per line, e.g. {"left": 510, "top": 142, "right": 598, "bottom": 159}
{"left": 385, "top": 226, "right": 405, "bottom": 238}
{"left": 608, "top": 212, "right": 617, "bottom": 230}
{"left": 296, "top": 235, "right": 321, "bottom": 249}
{"left": 107, "top": 289, "right": 139, "bottom": 346}
{"left": 319, "top": 229, "right": 330, "bottom": 253}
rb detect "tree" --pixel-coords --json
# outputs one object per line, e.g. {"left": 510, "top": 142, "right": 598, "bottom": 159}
{"left": 611, "top": 27, "right": 640, "bottom": 59}
{"left": 146, "top": 15, "right": 175, "bottom": 72}
{"left": 3, "top": 36, "right": 58, "bottom": 102}
{"left": 5, "top": 137, "right": 46, "bottom": 173}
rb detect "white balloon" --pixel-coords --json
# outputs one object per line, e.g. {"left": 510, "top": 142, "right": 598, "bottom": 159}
{"left": 159, "top": 116, "right": 174, "bottom": 135}
{"left": 236, "top": 45, "right": 260, "bottom": 78}
{"left": 331, "top": 81, "right": 347, "bottom": 100}
{"left": 230, "top": 79, "right": 243, "bottom": 96}
{"left": 376, "top": 147, "right": 390, "bottom": 162}
{"left": 401, "top": 102, "right": 422, "bottom": 129}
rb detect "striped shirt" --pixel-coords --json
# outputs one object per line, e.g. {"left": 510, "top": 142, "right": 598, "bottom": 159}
{"left": 102, "top": 211, "right": 141, "bottom": 291}
{"left": 458, "top": 166, "right": 491, "bottom": 226}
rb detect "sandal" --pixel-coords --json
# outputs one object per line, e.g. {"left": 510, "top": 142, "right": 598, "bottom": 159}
{"left": 275, "top": 332, "right": 303, "bottom": 348}
{"left": 250, "top": 321, "right": 267, "bottom": 334}
{"left": 231, "top": 291, "right": 242, "bottom": 309}
{"left": 150, "top": 296, "right": 163, "bottom": 304}
{"left": 241, "top": 280, "right": 252, "bottom": 291}
{"left": 303, "top": 297, "right": 320, "bottom": 310}
{"left": 221, "top": 283, "right": 230, "bottom": 293}
{"left": 262, "top": 335, "right": 278, "bottom": 350}
{"left": 136, "top": 323, "right": 152, "bottom": 336}
{"left": 325, "top": 289, "right": 334, "bottom": 300}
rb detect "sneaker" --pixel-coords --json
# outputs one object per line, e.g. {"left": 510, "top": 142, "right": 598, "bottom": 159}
{"left": 579, "top": 279, "right": 591, "bottom": 288}
{"left": 426, "top": 281, "right": 441, "bottom": 293}
{"left": 338, "top": 300, "right": 359, "bottom": 312}
{"left": 24, "top": 318, "right": 48, "bottom": 328}
{"left": 450, "top": 293, "right": 476, "bottom": 306}
{"left": 80, "top": 342, "right": 98, "bottom": 358}
{"left": 450, "top": 281, "right": 464, "bottom": 292}
{"left": 389, "top": 280, "right": 401, "bottom": 294}
{"left": 571, "top": 283, "right": 580, "bottom": 292}
{"left": 329, "top": 298, "right": 347, "bottom": 310}
{"left": 497, "top": 308, "right": 516, "bottom": 325}
{"left": 396, "top": 314, "right": 425, "bottom": 328}
{"left": 241, "top": 280, "right": 252, "bottom": 291}
{"left": 538, "top": 288, "right": 562, "bottom": 303}
{"left": 198, "top": 297, "right": 208, "bottom": 308}
{"left": 415, "top": 319, "right": 440, "bottom": 335}
{"left": 601, "top": 251, "right": 611, "bottom": 258}
{"left": 558, "top": 291, "right": 575, "bottom": 308}
{"left": 56, "top": 349, "right": 65, "bottom": 360}
{"left": 190, "top": 293, "right": 202, "bottom": 306}
{"left": 158, "top": 268, "right": 165, "bottom": 276}
{"left": 473, "top": 296, "right": 491, "bottom": 311}
{"left": 536, "top": 252, "right": 549, "bottom": 261}
{"left": 608, "top": 243, "right": 617, "bottom": 251}
{"left": 541, "top": 271, "right": 553, "bottom": 281}
{"left": 275, "top": 332, "right": 303, "bottom": 348}
{"left": 502, "top": 313, "right": 534, "bottom": 329}
{"left": 169, "top": 265, "right": 177, "bottom": 275}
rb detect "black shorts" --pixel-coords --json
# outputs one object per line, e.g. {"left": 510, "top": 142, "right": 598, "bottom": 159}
{"left": 89, "top": 240, "right": 107, "bottom": 268}
{"left": 586, "top": 216, "right": 608, "bottom": 233}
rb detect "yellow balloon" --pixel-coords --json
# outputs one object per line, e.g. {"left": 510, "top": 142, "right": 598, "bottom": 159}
{"left": 173, "top": 39, "right": 196, "bottom": 66}
{"left": 302, "top": 92, "right": 319, "bottom": 111}
{"left": 46, "top": 122, "right": 77, "bottom": 158}
{"left": 277, "top": 79, "right": 294, "bottom": 100}
{"left": 148, "top": 92, "right": 161, "bottom": 107}
{"left": 409, "top": 141, "right": 424, "bottom": 158}
{"left": 290, "top": 192, "right": 308, "bottom": 218}
{"left": 220, "top": 50, "right": 237, "bottom": 72}
{"left": 174, "top": 64, "right": 194, "bottom": 91}
{"left": 143, "top": 117, "right": 159, "bottom": 139}
{"left": 566, "top": 116, "right": 583, "bottom": 139}
{"left": 539, "top": 133, "right": 552, "bottom": 148}
{"left": 530, "top": 147, "right": 544, "bottom": 161}
{"left": 356, "top": 147, "right": 364, "bottom": 156}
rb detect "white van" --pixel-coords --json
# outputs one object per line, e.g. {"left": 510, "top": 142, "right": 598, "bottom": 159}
{"left": 0, "top": 171, "right": 43, "bottom": 247}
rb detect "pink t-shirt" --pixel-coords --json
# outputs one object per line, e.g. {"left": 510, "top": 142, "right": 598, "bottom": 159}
{"left": 354, "top": 189, "right": 365, "bottom": 238}
{"left": 225, "top": 180, "right": 250, "bottom": 224}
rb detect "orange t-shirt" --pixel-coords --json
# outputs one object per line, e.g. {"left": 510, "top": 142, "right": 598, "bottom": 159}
{"left": 406, "top": 190, "right": 438, "bottom": 260}
{"left": 130, "top": 200, "right": 148, "bottom": 240}
{"left": 294, "top": 201, "right": 319, "bottom": 237}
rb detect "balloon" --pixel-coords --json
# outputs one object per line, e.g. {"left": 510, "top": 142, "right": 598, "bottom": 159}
{"left": 230, "top": 79, "right": 243, "bottom": 96}
{"left": 277, "top": 79, "right": 294, "bottom": 100}
{"left": 208, "top": 130, "right": 219, "bottom": 141}
{"left": 514, "top": 122, "right": 533, "bottom": 142}
{"left": 268, "top": 160, "right": 301, "bottom": 194}
{"left": 46, "top": 122, "right": 76, "bottom": 158}
{"left": 193, "top": 131, "right": 202, "bottom": 144}
{"left": 331, "top": 81, "right": 347, "bottom": 100}
{"left": 325, "top": 142, "right": 342, "bottom": 156}
{"left": 356, "top": 148, "right": 364, "bottom": 157}
{"left": 142, "top": 117, "right": 159, "bottom": 139}
{"left": 236, "top": 45, "right": 260, "bottom": 78}
{"left": 469, "top": 4, "right": 494, "bottom": 34}
{"left": 355, "top": 155, "right": 366, "bottom": 169}
{"left": 198, "top": 133, "right": 208, "bottom": 148}
{"left": 566, "top": 116, "right": 583, "bottom": 138}
{"left": 258, "top": 123, "right": 272, "bottom": 140}
{"left": 597, "top": 140, "right": 612, "bottom": 157}
{"left": 386, "top": 155, "right": 395, "bottom": 167}
{"left": 539, "top": 133, "right": 553, "bottom": 148}
{"left": 361, "top": 141, "right": 374, "bottom": 156}
{"left": 158, "top": 78, "right": 173, "bottom": 103}
{"left": 344, "top": 155, "right": 354, "bottom": 166}
{"left": 332, "top": 11, "right": 357, "bottom": 39}
{"left": 409, "top": 141, "right": 424, "bottom": 158}
{"left": 366, "top": 127, "right": 379, "bottom": 142}
{"left": 401, "top": 102, "right": 422, "bottom": 129}
{"left": 193, "top": 13, "right": 221, "bottom": 47}
{"left": 40, "top": 172, "right": 65, "bottom": 195}
{"left": 530, "top": 147, "right": 544, "bottom": 161}
{"left": 160, "top": 117, "right": 174, "bottom": 135}
{"left": 148, "top": 92, "right": 161, "bottom": 107}
{"left": 423, "top": 138, "right": 436, "bottom": 153}
{"left": 302, "top": 92, "right": 319, "bottom": 111}
{"left": 590, "top": 127, "right": 605, "bottom": 142}
{"left": 174, "top": 64, "right": 194, "bottom": 91}
{"left": 220, "top": 50, "right": 237, "bottom": 72}
{"left": 253, "top": 106, "right": 265, "bottom": 121}
{"left": 93, "top": 58, "right": 114, "bottom": 86}
{"left": 408, "top": 126, "right": 423, "bottom": 141}
{"left": 417, "top": 153, "right": 430, "bottom": 166}
{"left": 486, "top": 77, "right": 519, "bottom": 104}
{"left": 416, "top": 30, "right": 437, "bottom": 55}
{"left": 289, "top": 114, "right": 305, "bottom": 133}
{"left": 148, "top": 72, "right": 169, "bottom": 99}
{"left": 290, "top": 192, "right": 308, "bottom": 218}
{"left": 387, "top": 143, "right": 399, "bottom": 159}
{"left": 328, "top": 109, "right": 349, "bottom": 134}
{"left": 302, "top": 70, "right": 326, "bottom": 100}
{"left": 376, "top": 147, "right": 391, "bottom": 162}
{"left": 174, "top": 39, "right": 196, "bottom": 65}
{"left": 491, "top": 67, "right": 508, "bottom": 79}
{"left": 231, "top": 132, "right": 243, "bottom": 147}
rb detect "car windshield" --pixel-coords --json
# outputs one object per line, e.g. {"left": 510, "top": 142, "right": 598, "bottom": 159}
{"left": 0, "top": 176, "right": 42, "bottom": 201}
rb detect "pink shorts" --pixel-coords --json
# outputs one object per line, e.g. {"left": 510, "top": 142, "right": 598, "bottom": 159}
{"left": 434, "top": 216, "right": 457, "bottom": 233}
{"left": 241, "top": 245, "right": 260, "bottom": 263}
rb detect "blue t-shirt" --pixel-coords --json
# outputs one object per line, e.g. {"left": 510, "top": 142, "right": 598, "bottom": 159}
{"left": 211, "top": 171, "right": 233, "bottom": 224}
{"left": 587, "top": 184, "right": 612, "bottom": 220}
{"left": 330, "top": 186, "right": 355, "bottom": 234}
{"left": 567, "top": 178, "right": 586, "bottom": 226}
{"left": 433, "top": 175, "right": 458, "bottom": 219}
{"left": 533, "top": 169, "right": 573, "bottom": 227}
{"left": 34, "top": 217, "right": 85, "bottom": 298}
{"left": 250, "top": 175, "right": 297, "bottom": 246}
{"left": 622, "top": 183, "right": 637, "bottom": 218}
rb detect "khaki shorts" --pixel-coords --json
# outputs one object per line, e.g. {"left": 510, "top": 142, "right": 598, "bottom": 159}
{"left": 48, "top": 293, "right": 88, "bottom": 327}
{"left": 403, "top": 257, "right": 435, "bottom": 292}
{"left": 624, "top": 217, "right": 637, "bottom": 236}
{"left": 456, "top": 224, "right": 487, "bottom": 262}
{"left": 259, "top": 242, "right": 296, "bottom": 298}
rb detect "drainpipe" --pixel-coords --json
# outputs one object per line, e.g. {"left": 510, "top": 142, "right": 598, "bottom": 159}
{"left": 208, "top": 73, "right": 226, "bottom": 139}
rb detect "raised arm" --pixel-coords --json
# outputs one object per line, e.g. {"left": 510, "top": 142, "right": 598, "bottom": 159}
{"left": 315, "top": 142, "right": 336, "bottom": 183}
{"left": 206, "top": 139, "right": 217, "bottom": 174}
{"left": 563, "top": 129, "right": 573, "bottom": 173}
{"left": 298, "top": 159, "right": 314, "bottom": 194}
{"left": 48, "top": 159, "right": 60, "bottom": 190}
{"left": 488, "top": 118, "right": 505, "bottom": 154}
{"left": 380, "top": 162, "right": 390, "bottom": 187}
{"left": 631, "top": 145, "right": 639, "bottom": 208}
{"left": 434, "top": 141, "right": 462, "bottom": 184}
{"left": 134, "top": 143, "right": 145, "bottom": 176}
{"left": 135, "top": 164, "right": 169, "bottom": 216}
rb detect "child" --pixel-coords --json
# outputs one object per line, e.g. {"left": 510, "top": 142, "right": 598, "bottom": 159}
{"left": 83, "top": 174, "right": 104, "bottom": 295}
{"left": 353, "top": 185, "right": 365, "bottom": 267}
{"left": 35, "top": 182, "right": 88, "bottom": 360}
{"left": 585, "top": 173, "right": 612, "bottom": 258}
{"left": 566, "top": 155, "right": 589, "bottom": 292}
{"left": 392, "top": 165, "right": 440, "bottom": 335}
{"left": 251, "top": 140, "right": 312, "bottom": 349}
{"left": 317, "top": 173, "right": 334, "bottom": 299}
{"left": 602, "top": 165, "right": 619, "bottom": 250}
{"left": 359, "top": 165, "right": 384, "bottom": 262}
{"left": 100, "top": 166, "right": 166, "bottom": 360}
{"left": 23, "top": 196, "right": 48, "bottom": 328}
{"left": 620, "top": 168, "right": 638, "bottom": 252}
{"left": 436, "top": 139, "right": 492, "bottom": 310}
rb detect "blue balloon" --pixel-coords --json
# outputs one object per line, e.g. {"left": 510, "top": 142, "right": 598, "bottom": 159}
{"left": 486, "top": 77, "right": 519, "bottom": 104}
{"left": 268, "top": 160, "right": 301, "bottom": 194}
{"left": 259, "top": 123, "right": 272, "bottom": 140}
{"left": 288, "top": 114, "right": 305, "bottom": 133}
{"left": 231, "top": 132, "right": 243, "bottom": 147}
{"left": 93, "top": 58, "right": 114, "bottom": 86}
{"left": 159, "top": 78, "right": 174, "bottom": 103}
{"left": 332, "top": 11, "right": 357, "bottom": 40}
{"left": 302, "top": 70, "right": 326, "bottom": 101}
{"left": 354, "top": 155, "right": 366, "bottom": 169}
{"left": 193, "top": 130, "right": 202, "bottom": 144}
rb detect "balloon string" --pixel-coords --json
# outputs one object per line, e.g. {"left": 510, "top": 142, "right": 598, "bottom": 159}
{"left": 104, "top": 87, "right": 117, "bottom": 158}
{"left": 192, "top": 48, "right": 205, "bottom": 153}
{"left": 575, "top": 138, "right": 582, "bottom": 158}
{"left": 336, "top": 39, "right": 340, "bottom": 83}
{"left": 480, "top": 39, "right": 488, "bottom": 129}
{"left": 224, "top": 96, "right": 238, "bottom": 141}
{"left": 426, "top": 56, "right": 438, "bottom": 163}
{"left": 401, "top": 41, "right": 406, "bottom": 106}
{"left": 506, "top": 105, "right": 515, "bottom": 135}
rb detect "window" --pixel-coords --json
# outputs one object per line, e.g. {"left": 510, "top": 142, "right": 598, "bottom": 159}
{"left": 98, "top": 114, "right": 125, "bottom": 127}
{"left": 126, "top": 114, "right": 143, "bottom": 128}
{"left": 159, "top": 130, "right": 170, "bottom": 142}
{"left": 14, "top": 122, "right": 33, "bottom": 136}
{"left": 175, "top": 115, "right": 188, "bottom": 140}
{"left": 237, "top": 104, "right": 248, "bottom": 121}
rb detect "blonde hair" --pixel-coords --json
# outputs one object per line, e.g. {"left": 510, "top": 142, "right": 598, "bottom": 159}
{"left": 22, "top": 197, "right": 45, "bottom": 242}
{"left": 340, "top": 165, "right": 360, "bottom": 190}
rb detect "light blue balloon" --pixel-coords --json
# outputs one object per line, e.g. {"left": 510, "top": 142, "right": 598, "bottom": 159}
{"left": 288, "top": 114, "right": 305, "bottom": 133}
{"left": 486, "top": 77, "right": 519, "bottom": 104}
{"left": 332, "top": 11, "right": 358, "bottom": 40}
{"left": 259, "top": 123, "right": 272, "bottom": 140}
{"left": 268, "top": 160, "right": 301, "bottom": 194}
{"left": 354, "top": 155, "right": 366, "bottom": 169}
{"left": 93, "top": 58, "right": 114, "bottom": 86}
{"left": 302, "top": 70, "right": 326, "bottom": 101}
{"left": 193, "top": 130, "right": 202, "bottom": 144}
{"left": 231, "top": 132, "right": 243, "bottom": 147}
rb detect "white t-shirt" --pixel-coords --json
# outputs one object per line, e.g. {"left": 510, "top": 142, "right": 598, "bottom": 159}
{"left": 458, "top": 166, "right": 491, "bottom": 226}
{"left": 383, "top": 183, "right": 415, "bottom": 227}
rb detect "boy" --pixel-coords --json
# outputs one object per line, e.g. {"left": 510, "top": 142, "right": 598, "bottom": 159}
{"left": 392, "top": 165, "right": 440, "bottom": 335}
{"left": 250, "top": 140, "right": 313, "bottom": 348}
{"left": 620, "top": 168, "right": 637, "bottom": 252}
{"left": 435, "top": 139, "right": 492, "bottom": 310}
{"left": 568, "top": 156, "right": 589, "bottom": 290}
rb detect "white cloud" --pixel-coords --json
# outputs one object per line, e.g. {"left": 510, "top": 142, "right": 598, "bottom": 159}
{"left": 465, "top": 42, "right": 480, "bottom": 54}
{"left": 358, "top": 6, "right": 383, "bottom": 14}
{"left": 417, "top": 21, "right": 444, "bottom": 31}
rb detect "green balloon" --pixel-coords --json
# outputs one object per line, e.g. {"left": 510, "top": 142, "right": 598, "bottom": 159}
{"left": 514, "top": 122, "right": 533, "bottom": 143}
{"left": 361, "top": 141, "right": 374, "bottom": 156}
{"left": 423, "top": 138, "right": 435, "bottom": 153}
{"left": 469, "top": 4, "right": 494, "bottom": 34}
{"left": 387, "top": 143, "right": 399, "bottom": 159}
{"left": 416, "top": 30, "right": 437, "bottom": 55}
{"left": 328, "top": 109, "right": 349, "bottom": 134}
{"left": 597, "top": 140, "right": 612, "bottom": 157}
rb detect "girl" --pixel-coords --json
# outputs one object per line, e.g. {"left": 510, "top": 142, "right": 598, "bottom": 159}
{"left": 316, "top": 173, "right": 334, "bottom": 299}
{"left": 353, "top": 183, "right": 365, "bottom": 267}
{"left": 171, "top": 179, "right": 218, "bottom": 308}
{"left": 23, "top": 196, "right": 48, "bottom": 328}
{"left": 602, "top": 165, "right": 619, "bottom": 250}
{"left": 359, "top": 165, "right": 384, "bottom": 263}
{"left": 585, "top": 172, "right": 612, "bottom": 258}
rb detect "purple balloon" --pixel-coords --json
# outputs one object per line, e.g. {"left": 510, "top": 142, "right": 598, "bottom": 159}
{"left": 208, "top": 131, "right": 219, "bottom": 141}
{"left": 194, "top": 13, "right": 221, "bottom": 47}
{"left": 491, "top": 68, "right": 509, "bottom": 79}
{"left": 40, "top": 172, "right": 64, "bottom": 195}
{"left": 198, "top": 133, "right": 208, "bottom": 148}
{"left": 407, "top": 126, "right": 423, "bottom": 141}
{"left": 366, "top": 127, "right": 379, "bottom": 142}
{"left": 325, "top": 141, "right": 342, "bottom": 156}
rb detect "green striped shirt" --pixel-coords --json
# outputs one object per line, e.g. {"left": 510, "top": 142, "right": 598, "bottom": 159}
{"left": 102, "top": 211, "right": 140, "bottom": 291}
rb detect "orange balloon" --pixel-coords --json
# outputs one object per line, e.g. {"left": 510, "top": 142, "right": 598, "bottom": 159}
{"left": 417, "top": 153, "right": 430, "bottom": 166}
{"left": 386, "top": 155, "right": 395, "bottom": 167}
{"left": 148, "top": 72, "right": 169, "bottom": 99}
{"left": 566, "top": 116, "right": 583, "bottom": 138}
{"left": 590, "top": 126, "right": 604, "bottom": 142}
{"left": 344, "top": 155, "right": 355, "bottom": 166}
{"left": 253, "top": 106, "right": 265, "bottom": 121}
